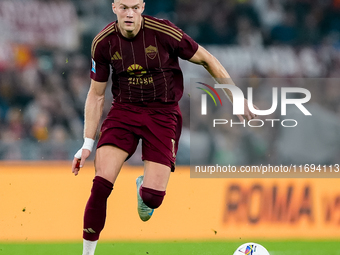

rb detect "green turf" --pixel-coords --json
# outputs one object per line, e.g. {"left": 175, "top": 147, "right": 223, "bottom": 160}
{"left": 0, "top": 240, "right": 339, "bottom": 255}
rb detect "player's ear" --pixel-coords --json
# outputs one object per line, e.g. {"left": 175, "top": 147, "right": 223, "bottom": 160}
{"left": 141, "top": 2, "right": 145, "bottom": 14}
{"left": 112, "top": 2, "right": 116, "bottom": 14}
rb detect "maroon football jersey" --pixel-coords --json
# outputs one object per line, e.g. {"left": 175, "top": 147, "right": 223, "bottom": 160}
{"left": 90, "top": 15, "right": 199, "bottom": 105}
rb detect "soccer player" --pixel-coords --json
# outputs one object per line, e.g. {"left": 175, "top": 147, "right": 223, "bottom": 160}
{"left": 71, "top": 0, "right": 257, "bottom": 254}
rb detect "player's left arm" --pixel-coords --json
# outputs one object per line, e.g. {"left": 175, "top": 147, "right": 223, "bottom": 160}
{"left": 188, "top": 45, "right": 258, "bottom": 121}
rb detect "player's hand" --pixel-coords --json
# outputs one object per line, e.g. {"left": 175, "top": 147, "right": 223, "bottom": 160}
{"left": 237, "top": 98, "right": 259, "bottom": 122}
{"left": 72, "top": 149, "right": 91, "bottom": 176}
{"left": 71, "top": 138, "right": 95, "bottom": 176}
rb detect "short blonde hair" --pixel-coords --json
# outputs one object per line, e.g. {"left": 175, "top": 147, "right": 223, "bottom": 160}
{"left": 113, "top": 0, "right": 144, "bottom": 3}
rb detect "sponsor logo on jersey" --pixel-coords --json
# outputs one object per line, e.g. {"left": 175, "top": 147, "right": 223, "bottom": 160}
{"left": 145, "top": 45, "right": 158, "bottom": 59}
{"left": 128, "top": 76, "right": 154, "bottom": 86}
{"left": 127, "top": 64, "right": 147, "bottom": 77}
{"left": 91, "top": 59, "right": 96, "bottom": 73}
{"left": 111, "top": 51, "right": 122, "bottom": 61}
{"left": 127, "top": 64, "right": 154, "bottom": 85}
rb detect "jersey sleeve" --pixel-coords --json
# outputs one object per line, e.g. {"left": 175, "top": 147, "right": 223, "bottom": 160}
{"left": 160, "top": 19, "right": 199, "bottom": 60}
{"left": 90, "top": 37, "right": 110, "bottom": 82}
{"left": 177, "top": 31, "right": 199, "bottom": 60}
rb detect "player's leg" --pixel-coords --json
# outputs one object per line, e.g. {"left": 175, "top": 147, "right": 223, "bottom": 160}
{"left": 82, "top": 145, "right": 128, "bottom": 255}
{"left": 94, "top": 145, "right": 128, "bottom": 183}
{"left": 141, "top": 160, "right": 170, "bottom": 208}
{"left": 143, "top": 160, "right": 171, "bottom": 190}
{"left": 136, "top": 161, "right": 170, "bottom": 221}
{"left": 82, "top": 103, "right": 141, "bottom": 254}
{"left": 136, "top": 105, "right": 182, "bottom": 221}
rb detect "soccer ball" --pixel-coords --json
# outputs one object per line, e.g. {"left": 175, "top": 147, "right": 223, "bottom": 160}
{"left": 233, "top": 242, "right": 270, "bottom": 255}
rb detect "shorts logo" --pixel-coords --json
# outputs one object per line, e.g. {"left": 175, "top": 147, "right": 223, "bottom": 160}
{"left": 91, "top": 59, "right": 96, "bottom": 73}
{"left": 127, "top": 64, "right": 147, "bottom": 77}
{"left": 145, "top": 45, "right": 158, "bottom": 60}
{"left": 171, "top": 139, "right": 176, "bottom": 158}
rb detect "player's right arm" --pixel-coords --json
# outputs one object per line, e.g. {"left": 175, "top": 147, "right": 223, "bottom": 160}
{"left": 72, "top": 79, "right": 107, "bottom": 176}
{"left": 72, "top": 24, "right": 112, "bottom": 175}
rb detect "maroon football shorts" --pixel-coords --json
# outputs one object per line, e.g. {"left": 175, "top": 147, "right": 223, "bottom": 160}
{"left": 97, "top": 102, "right": 182, "bottom": 171}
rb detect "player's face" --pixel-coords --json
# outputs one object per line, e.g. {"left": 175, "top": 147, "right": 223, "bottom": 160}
{"left": 112, "top": 0, "right": 145, "bottom": 38}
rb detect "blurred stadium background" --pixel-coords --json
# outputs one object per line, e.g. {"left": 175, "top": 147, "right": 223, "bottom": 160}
{"left": 1, "top": 0, "right": 340, "bottom": 162}
{"left": 1, "top": 0, "right": 340, "bottom": 254}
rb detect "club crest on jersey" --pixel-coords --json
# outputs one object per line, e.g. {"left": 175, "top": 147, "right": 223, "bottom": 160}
{"left": 127, "top": 64, "right": 147, "bottom": 77}
{"left": 145, "top": 45, "right": 158, "bottom": 60}
{"left": 91, "top": 59, "right": 96, "bottom": 73}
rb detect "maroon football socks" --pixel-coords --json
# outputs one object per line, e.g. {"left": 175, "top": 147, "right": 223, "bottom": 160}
{"left": 139, "top": 186, "right": 166, "bottom": 209}
{"left": 83, "top": 176, "right": 113, "bottom": 241}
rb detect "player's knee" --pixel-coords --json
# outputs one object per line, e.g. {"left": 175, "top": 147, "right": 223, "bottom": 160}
{"left": 140, "top": 186, "right": 166, "bottom": 209}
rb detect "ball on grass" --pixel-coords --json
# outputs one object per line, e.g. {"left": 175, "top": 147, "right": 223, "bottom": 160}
{"left": 233, "top": 242, "right": 270, "bottom": 255}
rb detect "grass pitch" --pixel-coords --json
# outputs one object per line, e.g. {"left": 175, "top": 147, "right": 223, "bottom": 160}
{"left": 0, "top": 240, "right": 339, "bottom": 255}
{"left": 0, "top": 240, "right": 340, "bottom": 255}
